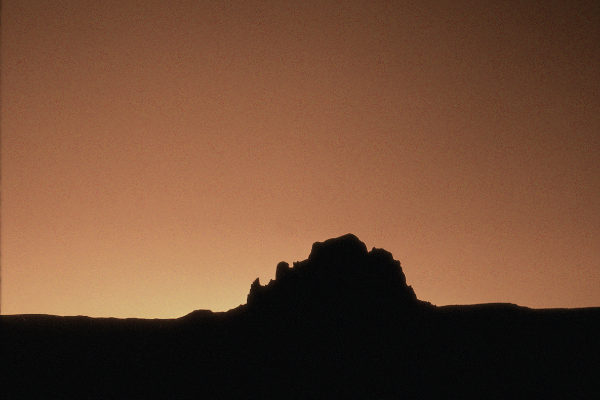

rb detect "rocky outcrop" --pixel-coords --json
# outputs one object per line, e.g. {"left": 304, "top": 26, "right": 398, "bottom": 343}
{"left": 246, "top": 234, "right": 418, "bottom": 314}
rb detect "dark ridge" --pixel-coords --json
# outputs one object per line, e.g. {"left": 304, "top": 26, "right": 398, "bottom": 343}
{"left": 1, "top": 234, "right": 599, "bottom": 399}
{"left": 179, "top": 309, "right": 215, "bottom": 320}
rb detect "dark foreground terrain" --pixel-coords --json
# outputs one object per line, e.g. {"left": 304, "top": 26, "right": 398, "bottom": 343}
{"left": 2, "top": 234, "right": 599, "bottom": 399}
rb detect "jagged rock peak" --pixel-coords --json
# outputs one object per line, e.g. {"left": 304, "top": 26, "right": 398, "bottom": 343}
{"left": 247, "top": 234, "right": 418, "bottom": 310}
{"left": 308, "top": 233, "right": 368, "bottom": 262}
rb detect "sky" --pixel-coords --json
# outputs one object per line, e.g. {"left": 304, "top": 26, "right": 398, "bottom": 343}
{"left": 1, "top": 0, "right": 599, "bottom": 318}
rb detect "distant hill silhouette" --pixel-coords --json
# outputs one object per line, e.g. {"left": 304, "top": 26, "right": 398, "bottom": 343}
{"left": 2, "top": 234, "right": 599, "bottom": 399}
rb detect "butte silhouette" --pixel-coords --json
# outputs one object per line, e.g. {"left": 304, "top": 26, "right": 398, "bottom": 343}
{"left": 2, "top": 234, "right": 599, "bottom": 398}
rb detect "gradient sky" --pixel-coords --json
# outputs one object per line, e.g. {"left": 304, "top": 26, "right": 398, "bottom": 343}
{"left": 2, "top": 0, "right": 599, "bottom": 318}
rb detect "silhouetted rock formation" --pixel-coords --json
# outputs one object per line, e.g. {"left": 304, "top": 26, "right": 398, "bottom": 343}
{"left": 1, "top": 234, "right": 599, "bottom": 399}
{"left": 246, "top": 234, "right": 419, "bottom": 315}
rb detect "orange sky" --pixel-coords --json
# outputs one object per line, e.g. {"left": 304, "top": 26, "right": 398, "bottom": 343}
{"left": 2, "top": 0, "right": 599, "bottom": 318}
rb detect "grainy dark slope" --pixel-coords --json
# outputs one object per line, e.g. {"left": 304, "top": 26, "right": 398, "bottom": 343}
{"left": 2, "top": 234, "right": 599, "bottom": 399}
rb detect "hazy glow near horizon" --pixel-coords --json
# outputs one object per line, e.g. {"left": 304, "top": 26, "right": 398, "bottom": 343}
{"left": 2, "top": 0, "right": 599, "bottom": 318}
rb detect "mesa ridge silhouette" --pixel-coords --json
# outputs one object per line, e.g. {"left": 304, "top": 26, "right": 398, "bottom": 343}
{"left": 1, "top": 234, "right": 599, "bottom": 398}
